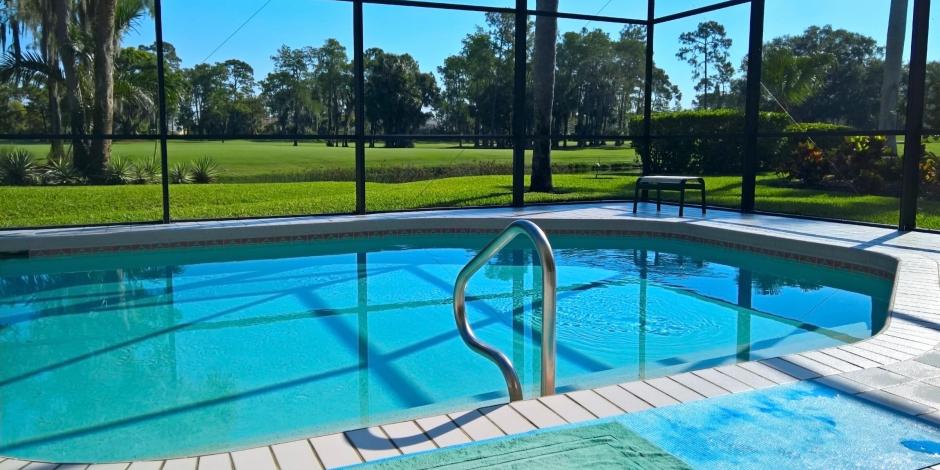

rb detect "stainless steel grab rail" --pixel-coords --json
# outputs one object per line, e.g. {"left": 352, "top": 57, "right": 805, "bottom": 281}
{"left": 453, "top": 220, "right": 556, "bottom": 402}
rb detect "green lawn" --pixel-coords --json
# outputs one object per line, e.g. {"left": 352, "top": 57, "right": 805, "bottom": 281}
{"left": 2, "top": 140, "right": 939, "bottom": 229}
{"left": 9, "top": 140, "right": 640, "bottom": 181}
{"left": 3, "top": 171, "right": 939, "bottom": 229}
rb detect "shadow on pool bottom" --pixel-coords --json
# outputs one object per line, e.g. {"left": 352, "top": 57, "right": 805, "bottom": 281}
{"left": 355, "top": 381, "right": 940, "bottom": 469}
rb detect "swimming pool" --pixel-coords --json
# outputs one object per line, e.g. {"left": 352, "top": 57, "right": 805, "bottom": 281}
{"left": 0, "top": 232, "right": 892, "bottom": 462}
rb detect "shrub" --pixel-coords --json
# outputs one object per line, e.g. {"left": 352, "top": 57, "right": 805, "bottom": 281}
{"left": 130, "top": 157, "right": 160, "bottom": 184}
{"left": 627, "top": 110, "right": 791, "bottom": 174}
{"left": 919, "top": 147, "right": 940, "bottom": 198}
{"left": 170, "top": 162, "right": 193, "bottom": 184}
{"left": 782, "top": 123, "right": 852, "bottom": 151}
{"left": 191, "top": 156, "right": 221, "bottom": 184}
{"left": 779, "top": 135, "right": 901, "bottom": 193}
{"left": 774, "top": 123, "right": 853, "bottom": 172}
{"left": 42, "top": 155, "right": 85, "bottom": 185}
{"left": 782, "top": 141, "right": 828, "bottom": 185}
{"left": 854, "top": 169, "right": 885, "bottom": 193}
{"left": 832, "top": 136, "right": 900, "bottom": 191}
{"left": 105, "top": 157, "right": 134, "bottom": 184}
{"left": 0, "top": 148, "right": 39, "bottom": 185}
{"left": 923, "top": 151, "right": 938, "bottom": 185}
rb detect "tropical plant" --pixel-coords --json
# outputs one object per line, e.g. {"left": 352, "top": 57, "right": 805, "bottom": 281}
{"left": 42, "top": 154, "right": 85, "bottom": 185}
{"left": 0, "top": 0, "right": 155, "bottom": 177}
{"left": 782, "top": 141, "right": 828, "bottom": 185}
{"left": 169, "top": 162, "right": 192, "bottom": 184}
{"left": 191, "top": 156, "right": 220, "bottom": 184}
{"left": 921, "top": 149, "right": 940, "bottom": 197}
{"left": 760, "top": 46, "right": 830, "bottom": 112}
{"left": 129, "top": 156, "right": 159, "bottom": 184}
{"left": 104, "top": 156, "right": 134, "bottom": 184}
{"left": 923, "top": 150, "right": 938, "bottom": 185}
{"left": 830, "top": 136, "right": 898, "bottom": 192}
{"left": 0, "top": 147, "right": 38, "bottom": 185}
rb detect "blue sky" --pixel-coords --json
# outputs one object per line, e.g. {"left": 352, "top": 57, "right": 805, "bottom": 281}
{"left": 125, "top": 0, "right": 940, "bottom": 108}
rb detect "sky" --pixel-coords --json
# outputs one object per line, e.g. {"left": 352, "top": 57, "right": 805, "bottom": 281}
{"left": 123, "top": 0, "right": 940, "bottom": 108}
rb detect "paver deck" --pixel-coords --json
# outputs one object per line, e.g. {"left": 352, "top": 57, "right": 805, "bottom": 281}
{"left": 2, "top": 202, "right": 940, "bottom": 469}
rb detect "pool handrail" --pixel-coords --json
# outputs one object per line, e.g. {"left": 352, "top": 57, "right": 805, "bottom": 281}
{"left": 453, "top": 219, "right": 557, "bottom": 402}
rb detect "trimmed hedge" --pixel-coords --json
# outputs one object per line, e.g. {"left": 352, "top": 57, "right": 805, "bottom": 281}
{"left": 628, "top": 110, "right": 791, "bottom": 174}
{"left": 780, "top": 122, "right": 853, "bottom": 156}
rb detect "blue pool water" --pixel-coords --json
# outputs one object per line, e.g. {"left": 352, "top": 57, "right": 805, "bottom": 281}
{"left": 619, "top": 381, "right": 940, "bottom": 469}
{"left": 0, "top": 234, "right": 892, "bottom": 461}
{"left": 364, "top": 381, "right": 940, "bottom": 469}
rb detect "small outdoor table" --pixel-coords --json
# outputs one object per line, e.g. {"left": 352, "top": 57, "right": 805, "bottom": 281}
{"left": 632, "top": 176, "right": 706, "bottom": 217}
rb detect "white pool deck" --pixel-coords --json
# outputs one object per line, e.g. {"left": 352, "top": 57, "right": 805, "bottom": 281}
{"left": 3, "top": 202, "right": 940, "bottom": 469}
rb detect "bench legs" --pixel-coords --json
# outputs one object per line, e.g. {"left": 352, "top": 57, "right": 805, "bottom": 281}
{"left": 632, "top": 183, "right": 640, "bottom": 213}
{"left": 678, "top": 185, "right": 686, "bottom": 217}
{"left": 701, "top": 186, "right": 707, "bottom": 215}
{"left": 632, "top": 180, "right": 706, "bottom": 217}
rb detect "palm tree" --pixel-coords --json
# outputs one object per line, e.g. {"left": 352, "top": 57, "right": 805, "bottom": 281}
{"left": 88, "top": 0, "right": 152, "bottom": 173}
{"left": 88, "top": 0, "right": 119, "bottom": 175}
{"left": 1, "top": 0, "right": 152, "bottom": 177}
{"left": 0, "top": 0, "right": 23, "bottom": 63}
{"left": 879, "top": 0, "right": 908, "bottom": 151}
{"left": 52, "top": 0, "right": 90, "bottom": 171}
{"left": 529, "top": 0, "right": 558, "bottom": 193}
{"left": 0, "top": 0, "right": 65, "bottom": 157}
{"left": 760, "top": 46, "right": 829, "bottom": 113}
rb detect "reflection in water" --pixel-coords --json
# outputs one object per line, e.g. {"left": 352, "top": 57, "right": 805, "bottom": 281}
{"left": 357, "top": 251, "right": 369, "bottom": 424}
{"left": 637, "top": 249, "right": 648, "bottom": 380}
{"left": 0, "top": 236, "right": 891, "bottom": 462}
{"left": 737, "top": 268, "right": 753, "bottom": 361}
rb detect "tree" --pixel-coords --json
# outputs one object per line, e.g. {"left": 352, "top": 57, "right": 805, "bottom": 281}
{"left": 179, "top": 59, "right": 264, "bottom": 136}
{"left": 0, "top": 0, "right": 65, "bottom": 156}
{"left": 551, "top": 25, "right": 678, "bottom": 143}
{"left": 113, "top": 47, "right": 158, "bottom": 134}
{"left": 438, "top": 13, "right": 518, "bottom": 148}
{"left": 363, "top": 48, "right": 438, "bottom": 147}
{"left": 759, "top": 46, "right": 828, "bottom": 114}
{"left": 436, "top": 55, "right": 472, "bottom": 143}
{"left": 220, "top": 59, "right": 261, "bottom": 135}
{"left": 768, "top": 25, "right": 883, "bottom": 127}
{"left": 140, "top": 41, "right": 184, "bottom": 131}
{"left": 0, "top": 0, "right": 153, "bottom": 178}
{"left": 261, "top": 45, "right": 317, "bottom": 145}
{"left": 924, "top": 62, "right": 940, "bottom": 130}
{"left": 879, "top": 0, "right": 908, "bottom": 150}
{"left": 553, "top": 30, "right": 619, "bottom": 144}
{"left": 529, "top": 0, "right": 557, "bottom": 193}
{"left": 313, "top": 39, "right": 352, "bottom": 144}
{"left": 0, "top": 0, "right": 22, "bottom": 71}
{"left": 676, "top": 21, "right": 732, "bottom": 110}
{"left": 52, "top": 0, "right": 90, "bottom": 171}
{"left": 612, "top": 26, "right": 646, "bottom": 136}
{"left": 180, "top": 63, "right": 225, "bottom": 134}
{"left": 88, "top": 0, "right": 120, "bottom": 178}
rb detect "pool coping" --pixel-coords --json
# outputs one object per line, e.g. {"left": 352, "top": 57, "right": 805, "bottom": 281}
{"left": 1, "top": 202, "right": 939, "bottom": 470}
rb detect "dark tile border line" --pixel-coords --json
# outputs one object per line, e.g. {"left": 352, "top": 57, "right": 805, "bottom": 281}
{"left": 25, "top": 227, "right": 894, "bottom": 279}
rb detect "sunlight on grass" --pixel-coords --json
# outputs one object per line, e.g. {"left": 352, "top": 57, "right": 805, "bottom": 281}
{"left": 3, "top": 172, "right": 937, "bottom": 229}
{"left": 2, "top": 141, "right": 939, "bottom": 229}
